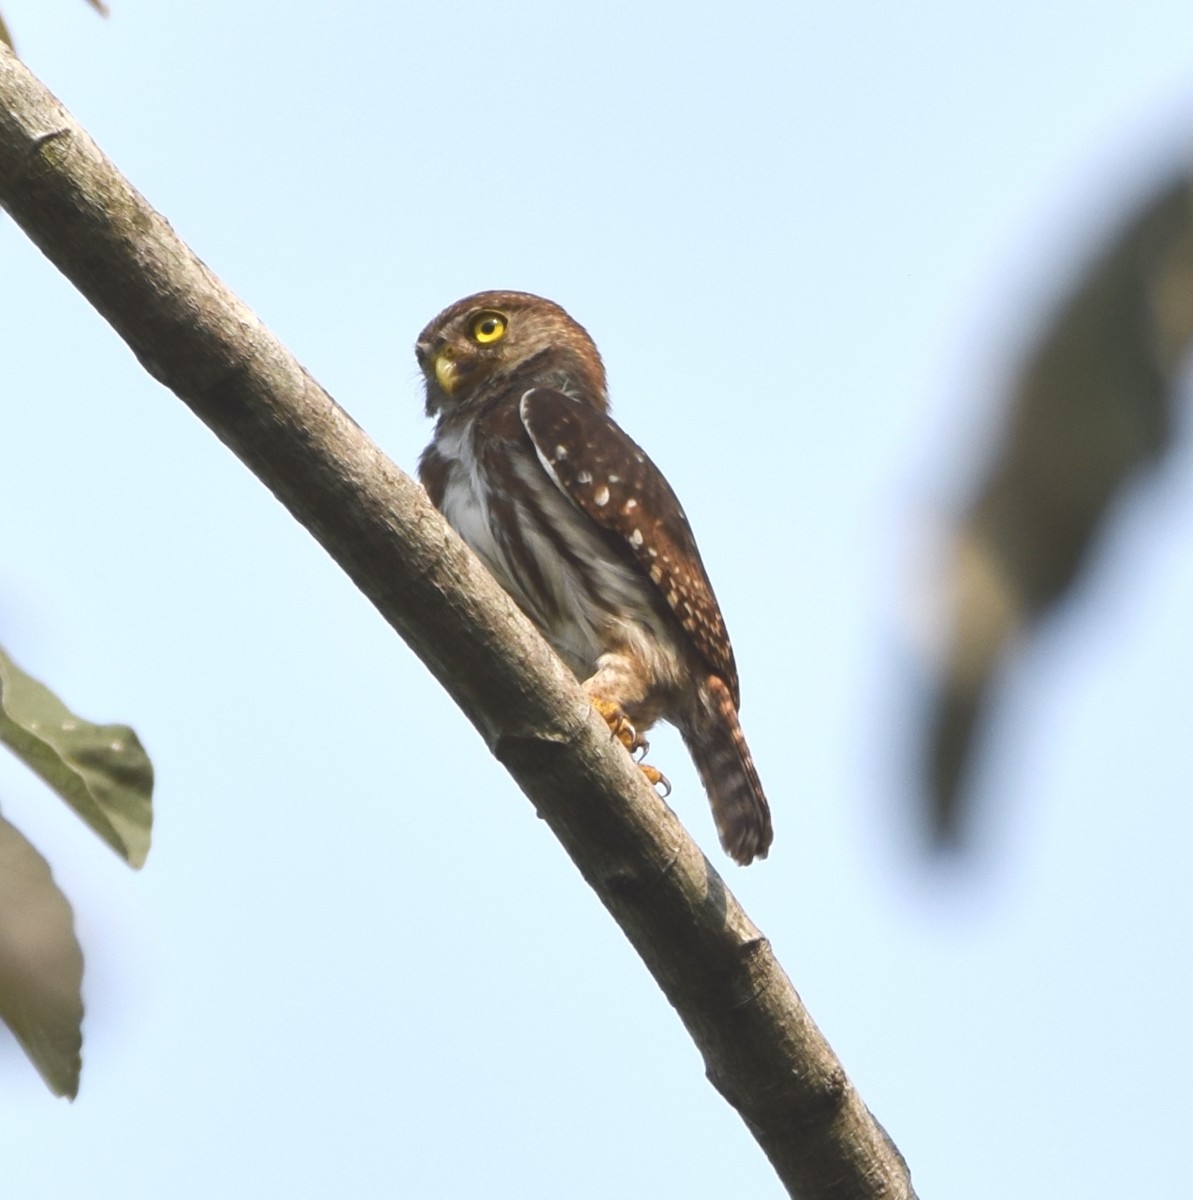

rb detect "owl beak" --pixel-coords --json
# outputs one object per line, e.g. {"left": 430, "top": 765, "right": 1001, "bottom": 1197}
{"left": 433, "top": 351, "right": 460, "bottom": 397}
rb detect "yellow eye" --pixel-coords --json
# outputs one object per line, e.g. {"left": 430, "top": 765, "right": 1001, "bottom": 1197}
{"left": 471, "top": 311, "right": 507, "bottom": 344}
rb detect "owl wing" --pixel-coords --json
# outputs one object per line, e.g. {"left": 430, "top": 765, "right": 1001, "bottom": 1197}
{"left": 518, "top": 388, "right": 740, "bottom": 705}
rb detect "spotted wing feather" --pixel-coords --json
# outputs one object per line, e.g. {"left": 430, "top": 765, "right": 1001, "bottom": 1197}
{"left": 518, "top": 388, "right": 740, "bottom": 704}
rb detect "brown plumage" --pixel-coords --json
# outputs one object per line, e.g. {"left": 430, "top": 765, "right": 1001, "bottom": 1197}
{"left": 416, "top": 290, "right": 772, "bottom": 864}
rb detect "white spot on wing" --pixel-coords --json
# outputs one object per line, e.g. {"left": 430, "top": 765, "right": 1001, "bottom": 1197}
{"left": 577, "top": 470, "right": 593, "bottom": 484}
{"left": 594, "top": 486, "right": 610, "bottom": 506}
{"left": 554, "top": 445, "right": 568, "bottom": 460}
{"left": 623, "top": 498, "right": 638, "bottom": 513}
{"left": 437, "top": 407, "right": 681, "bottom": 689}
{"left": 629, "top": 529, "right": 643, "bottom": 547}
{"left": 519, "top": 394, "right": 574, "bottom": 506}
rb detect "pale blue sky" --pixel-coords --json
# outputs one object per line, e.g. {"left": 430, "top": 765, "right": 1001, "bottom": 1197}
{"left": 3, "top": 2, "right": 1193, "bottom": 1196}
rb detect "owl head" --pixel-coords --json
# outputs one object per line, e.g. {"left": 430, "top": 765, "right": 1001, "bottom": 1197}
{"left": 416, "top": 290, "right": 609, "bottom": 417}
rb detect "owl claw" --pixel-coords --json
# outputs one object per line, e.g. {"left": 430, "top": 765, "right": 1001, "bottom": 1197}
{"left": 591, "top": 697, "right": 644, "bottom": 754}
{"left": 591, "top": 698, "right": 667, "bottom": 792}
{"left": 641, "top": 764, "right": 671, "bottom": 797}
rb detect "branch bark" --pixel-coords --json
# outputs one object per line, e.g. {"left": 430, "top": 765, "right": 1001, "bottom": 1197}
{"left": 0, "top": 47, "right": 916, "bottom": 1200}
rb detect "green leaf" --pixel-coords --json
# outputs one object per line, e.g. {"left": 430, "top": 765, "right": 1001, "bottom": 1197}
{"left": 0, "top": 810, "right": 84, "bottom": 1099}
{"left": 0, "top": 646, "right": 152, "bottom": 868}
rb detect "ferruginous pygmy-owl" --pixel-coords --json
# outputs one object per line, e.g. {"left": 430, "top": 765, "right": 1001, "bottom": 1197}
{"left": 416, "top": 291, "right": 773, "bottom": 865}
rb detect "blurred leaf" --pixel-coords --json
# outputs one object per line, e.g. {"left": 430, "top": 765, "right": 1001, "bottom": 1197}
{"left": 0, "top": 809, "right": 84, "bottom": 1099}
{"left": 0, "top": 646, "right": 152, "bottom": 868}
{"left": 925, "top": 174, "right": 1193, "bottom": 846}
{"left": 0, "top": 0, "right": 108, "bottom": 52}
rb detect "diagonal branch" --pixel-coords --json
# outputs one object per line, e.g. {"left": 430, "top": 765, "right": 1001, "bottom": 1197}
{"left": 0, "top": 47, "right": 916, "bottom": 1200}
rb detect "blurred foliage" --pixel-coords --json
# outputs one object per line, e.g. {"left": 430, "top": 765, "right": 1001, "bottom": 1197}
{"left": 924, "top": 173, "right": 1193, "bottom": 846}
{"left": 0, "top": 644, "right": 152, "bottom": 1097}
{"left": 0, "top": 811, "right": 84, "bottom": 1098}
{"left": 0, "top": 0, "right": 107, "bottom": 53}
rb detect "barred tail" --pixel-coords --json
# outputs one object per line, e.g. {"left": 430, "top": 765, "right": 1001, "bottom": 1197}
{"left": 683, "top": 675, "right": 773, "bottom": 865}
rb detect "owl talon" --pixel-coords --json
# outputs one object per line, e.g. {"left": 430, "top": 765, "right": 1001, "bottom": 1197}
{"left": 640, "top": 763, "right": 671, "bottom": 797}
{"left": 591, "top": 697, "right": 644, "bottom": 755}
{"left": 591, "top": 698, "right": 664, "bottom": 790}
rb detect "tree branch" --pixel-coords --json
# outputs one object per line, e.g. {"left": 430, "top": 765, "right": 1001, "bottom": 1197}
{"left": 0, "top": 47, "right": 916, "bottom": 1200}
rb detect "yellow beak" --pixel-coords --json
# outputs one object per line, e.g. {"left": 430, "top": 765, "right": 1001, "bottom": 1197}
{"left": 433, "top": 352, "right": 459, "bottom": 396}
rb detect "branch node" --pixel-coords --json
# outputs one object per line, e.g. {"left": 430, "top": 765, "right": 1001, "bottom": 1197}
{"left": 600, "top": 837, "right": 682, "bottom": 896}
{"left": 31, "top": 126, "right": 69, "bottom": 159}
{"left": 729, "top": 934, "right": 775, "bottom": 1010}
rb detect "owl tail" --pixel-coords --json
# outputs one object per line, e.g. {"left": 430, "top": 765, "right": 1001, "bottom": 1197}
{"left": 684, "top": 675, "right": 773, "bottom": 866}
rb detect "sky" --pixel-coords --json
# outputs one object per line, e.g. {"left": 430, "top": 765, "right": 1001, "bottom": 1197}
{"left": 2, "top": 1, "right": 1193, "bottom": 1196}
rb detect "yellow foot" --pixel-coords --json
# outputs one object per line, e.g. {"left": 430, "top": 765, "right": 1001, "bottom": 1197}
{"left": 590, "top": 696, "right": 642, "bottom": 754}
{"left": 590, "top": 698, "right": 670, "bottom": 796}
{"left": 640, "top": 762, "right": 672, "bottom": 798}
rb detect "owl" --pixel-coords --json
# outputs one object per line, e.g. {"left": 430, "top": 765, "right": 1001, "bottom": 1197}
{"left": 416, "top": 291, "right": 773, "bottom": 865}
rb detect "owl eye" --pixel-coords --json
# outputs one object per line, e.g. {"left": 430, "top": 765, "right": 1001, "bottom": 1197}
{"left": 471, "top": 312, "right": 508, "bottom": 345}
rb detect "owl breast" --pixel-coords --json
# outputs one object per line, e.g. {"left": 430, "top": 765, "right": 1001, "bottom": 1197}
{"left": 431, "top": 416, "right": 686, "bottom": 692}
